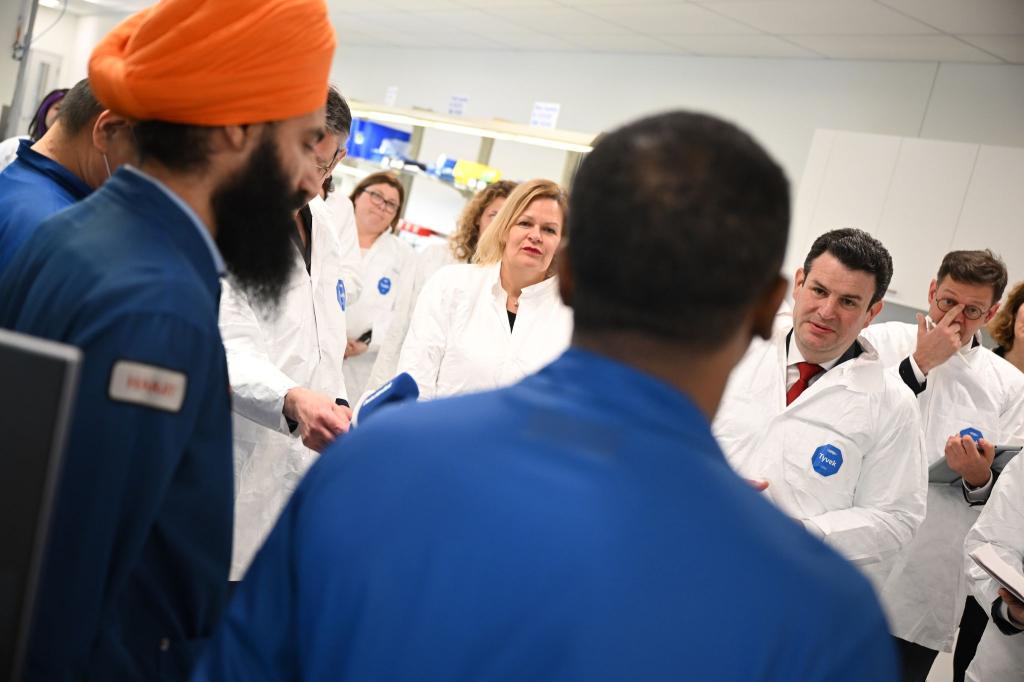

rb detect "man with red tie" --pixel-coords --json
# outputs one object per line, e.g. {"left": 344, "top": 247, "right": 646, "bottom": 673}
{"left": 714, "top": 228, "right": 927, "bottom": 582}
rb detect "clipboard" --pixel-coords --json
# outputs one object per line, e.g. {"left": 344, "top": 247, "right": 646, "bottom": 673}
{"left": 969, "top": 543, "right": 1024, "bottom": 604}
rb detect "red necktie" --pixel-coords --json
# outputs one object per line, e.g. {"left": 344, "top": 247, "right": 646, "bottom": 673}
{"left": 787, "top": 362, "right": 824, "bottom": 406}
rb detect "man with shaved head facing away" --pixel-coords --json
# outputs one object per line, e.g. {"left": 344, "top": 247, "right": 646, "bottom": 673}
{"left": 195, "top": 112, "right": 898, "bottom": 681}
{"left": 0, "top": 0, "right": 336, "bottom": 679}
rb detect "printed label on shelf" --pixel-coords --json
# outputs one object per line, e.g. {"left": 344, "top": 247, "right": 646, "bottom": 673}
{"left": 384, "top": 85, "right": 399, "bottom": 107}
{"left": 448, "top": 94, "right": 470, "bottom": 117}
{"left": 530, "top": 101, "right": 561, "bottom": 129}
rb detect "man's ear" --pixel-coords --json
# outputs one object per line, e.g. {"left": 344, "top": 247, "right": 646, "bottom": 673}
{"left": 752, "top": 275, "right": 788, "bottom": 340}
{"left": 557, "top": 241, "right": 573, "bottom": 307}
{"left": 91, "top": 110, "right": 129, "bottom": 153}
{"left": 217, "top": 124, "right": 261, "bottom": 153}
{"left": 984, "top": 302, "right": 1001, "bottom": 324}
{"left": 863, "top": 299, "right": 884, "bottom": 328}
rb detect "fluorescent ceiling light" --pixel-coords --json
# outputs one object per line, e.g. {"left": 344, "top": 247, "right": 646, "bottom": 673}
{"left": 38, "top": 0, "right": 62, "bottom": 8}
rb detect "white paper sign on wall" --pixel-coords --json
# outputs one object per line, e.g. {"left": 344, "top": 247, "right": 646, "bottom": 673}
{"left": 530, "top": 101, "right": 561, "bottom": 129}
{"left": 448, "top": 94, "right": 470, "bottom": 117}
{"left": 384, "top": 86, "right": 399, "bottom": 107}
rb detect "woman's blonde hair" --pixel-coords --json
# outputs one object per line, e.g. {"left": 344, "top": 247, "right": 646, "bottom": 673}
{"left": 988, "top": 280, "right": 1024, "bottom": 351}
{"left": 473, "top": 179, "right": 568, "bottom": 270}
{"left": 449, "top": 180, "right": 518, "bottom": 262}
{"left": 349, "top": 171, "right": 405, "bottom": 232}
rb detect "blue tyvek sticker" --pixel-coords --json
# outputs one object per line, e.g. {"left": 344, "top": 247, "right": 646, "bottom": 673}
{"left": 959, "top": 427, "right": 983, "bottom": 443}
{"left": 378, "top": 276, "right": 392, "bottom": 295}
{"left": 812, "top": 444, "right": 843, "bottom": 477}
{"left": 336, "top": 279, "right": 346, "bottom": 311}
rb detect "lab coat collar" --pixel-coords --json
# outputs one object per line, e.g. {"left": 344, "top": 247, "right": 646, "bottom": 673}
{"left": 102, "top": 167, "right": 223, "bottom": 302}
{"left": 13, "top": 138, "right": 92, "bottom": 200}
{"left": 777, "top": 326, "right": 884, "bottom": 395}
{"left": 490, "top": 261, "right": 561, "bottom": 302}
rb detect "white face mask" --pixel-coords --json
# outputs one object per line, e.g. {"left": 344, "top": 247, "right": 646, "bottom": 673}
{"left": 103, "top": 152, "right": 112, "bottom": 179}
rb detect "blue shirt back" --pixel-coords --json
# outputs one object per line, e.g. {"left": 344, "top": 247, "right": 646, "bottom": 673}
{"left": 196, "top": 348, "right": 898, "bottom": 682}
{"left": 0, "top": 168, "right": 233, "bottom": 681}
{"left": 0, "top": 139, "right": 91, "bottom": 275}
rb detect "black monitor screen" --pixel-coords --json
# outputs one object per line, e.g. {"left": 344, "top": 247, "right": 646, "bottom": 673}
{"left": 0, "top": 329, "right": 80, "bottom": 682}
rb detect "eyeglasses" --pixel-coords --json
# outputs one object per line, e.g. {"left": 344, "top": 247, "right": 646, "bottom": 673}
{"left": 315, "top": 146, "right": 342, "bottom": 177}
{"left": 364, "top": 188, "right": 400, "bottom": 214}
{"left": 936, "top": 297, "right": 988, "bottom": 321}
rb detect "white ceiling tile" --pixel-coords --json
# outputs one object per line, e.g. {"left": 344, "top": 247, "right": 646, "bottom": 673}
{"left": 659, "top": 34, "right": 820, "bottom": 57}
{"left": 702, "top": 0, "right": 939, "bottom": 35}
{"left": 484, "top": 6, "right": 632, "bottom": 34}
{"left": 380, "top": 31, "right": 508, "bottom": 50}
{"left": 326, "top": 0, "right": 395, "bottom": 11}
{"left": 382, "top": 0, "right": 465, "bottom": 8}
{"left": 561, "top": 33, "right": 682, "bottom": 53}
{"left": 489, "top": 31, "right": 589, "bottom": 51}
{"left": 787, "top": 34, "right": 1002, "bottom": 62}
{"left": 957, "top": 35, "right": 1024, "bottom": 63}
{"left": 456, "top": 0, "right": 562, "bottom": 6}
{"left": 877, "top": 0, "right": 1024, "bottom": 35}
{"left": 338, "top": 10, "right": 446, "bottom": 34}
{"left": 415, "top": 9, "right": 504, "bottom": 33}
{"left": 581, "top": 3, "right": 759, "bottom": 34}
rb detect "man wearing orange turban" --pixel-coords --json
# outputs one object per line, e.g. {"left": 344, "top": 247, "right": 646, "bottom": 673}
{"left": 0, "top": 1, "right": 335, "bottom": 680}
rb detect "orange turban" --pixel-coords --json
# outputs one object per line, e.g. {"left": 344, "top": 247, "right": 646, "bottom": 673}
{"left": 89, "top": 0, "right": 336, "bottom": 126}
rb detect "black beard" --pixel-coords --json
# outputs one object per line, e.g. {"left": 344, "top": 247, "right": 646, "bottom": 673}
{"left": 212, "top": 131, "right": 307, "bottom": 311}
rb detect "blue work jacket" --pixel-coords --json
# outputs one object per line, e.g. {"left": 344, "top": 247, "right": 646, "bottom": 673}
{"left": 0, "top": 167, "right": 233, "bottom": 681}
{"left": 0, "top": 139, "right": 91, "bottom": 275}
{"left": 195, "top": 348, "right": 898, "bottom": 682}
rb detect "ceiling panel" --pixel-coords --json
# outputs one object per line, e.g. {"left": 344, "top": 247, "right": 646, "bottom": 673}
{"left": 52, "top": 0, "right": 1024, "bottom": 64}
{"left": 416, "top": 9, "right": 507, "bottom": 33}
{"left": 659, "top": 34, "right": 820, "bottom": 58}
{"left": 958, "top": 34, "right": 1024, "bottom": 63}
{"left": 877, "top": 0, "right": 1024, "bottom": 35}
{"left": 486, "top": 31, "right": 584, "bottom": 51}
{"left": 484, "top": 6, "right": 632, "bottom": 35}
{"left": 787, "top": 34, "right": 1002, "bottom": 62}
{"left": 704, "top": 0, "right": 939, "bottom": 35}
{"left": 561, "top": 33, "right": 682, "bottom": 53}
{"left": 582, "top": 3, "right": 759, "bottom": 35}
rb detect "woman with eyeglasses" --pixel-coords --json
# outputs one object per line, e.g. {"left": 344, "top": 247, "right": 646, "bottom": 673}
{"left": 988, "top": 280, "right": 1024, "bottom": 374}
{"left": 361, "top": 180, "right": 519, "bottom": 398}
{"left": 342, "top": 171, "right": 417, "bottom": 399}
{"left": 392, "top": 178, "right": 572, "bottom": 401}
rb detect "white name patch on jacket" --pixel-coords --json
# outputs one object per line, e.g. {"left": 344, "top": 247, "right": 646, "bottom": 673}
{"left": 108, "top": 360, "right": 187, "bottom": 413}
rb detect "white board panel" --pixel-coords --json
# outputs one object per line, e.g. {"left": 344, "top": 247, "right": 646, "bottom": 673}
{"left": 875, "top": 138, "right": 979, "bottom": 309}
{"left": 951, "top": 145, "right": 1024, "bottom": 298}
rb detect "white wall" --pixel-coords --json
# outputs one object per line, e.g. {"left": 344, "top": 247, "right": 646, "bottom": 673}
{"left": 330, "top": 45, "right": 1024, "bottom": 192}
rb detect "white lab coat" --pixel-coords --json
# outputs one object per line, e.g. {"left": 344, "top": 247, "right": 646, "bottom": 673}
{"left": 395, "top": 261, "right": 573, "bottom": 400}
{"left": 964, "top": 453, "right": 1024, "bottom": 681}
{"left": 713, "top": 327, "right": 927, "bottom": 575}
{"left": 861, "top": 321, "right": 1024, "bottom": 651}
{"left": 220, "top": 194, "right": 361, "bottom": 579}
{"left": 342, "top": 231, "right": 416, "bottom": 400}
{"left": 0, "top": 135, "right": 26, "bottom": 171}
{"left": 363, "top": 240, "right": 456, "bottom": 396}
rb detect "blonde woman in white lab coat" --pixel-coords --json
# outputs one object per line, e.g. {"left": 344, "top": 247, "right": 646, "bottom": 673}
{"left": 362, "top": 180, "right": 518, "bottom": 397}
{"left": 343, "top": 171, "right": 416, "bottom": 399}
{"left": 395, "top": 178, "right": 573, "bottom": 401}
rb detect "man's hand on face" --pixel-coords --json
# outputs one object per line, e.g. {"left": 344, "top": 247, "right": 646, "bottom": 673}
{"left": 283, "top": 386, "right": 351, "bottom": 452}
{"left": 913, "top": 305, "right": 965, "bottom": 375}
{"left": 945, "top": 435, "right": 996, "bottom": 488}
